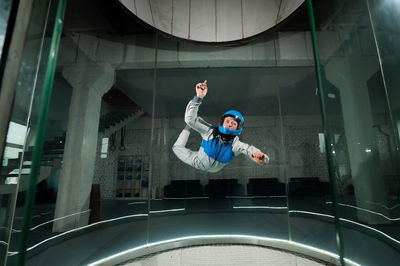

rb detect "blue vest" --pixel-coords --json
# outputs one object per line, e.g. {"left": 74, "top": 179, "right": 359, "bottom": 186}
{"left": 201, "top": 136, "right": 235, "bottom": 163}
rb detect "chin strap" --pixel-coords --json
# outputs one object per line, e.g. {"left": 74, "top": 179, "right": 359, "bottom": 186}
{"left": 218, "top": 130, "right": 236, "bottom": 142}
{"left": 218, "top": 125, "right": 242, "bottom": 136}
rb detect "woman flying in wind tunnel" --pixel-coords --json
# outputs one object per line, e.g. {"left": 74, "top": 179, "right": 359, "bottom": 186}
{"left": 172, "top": 80, "right": 269, "bottom": 173}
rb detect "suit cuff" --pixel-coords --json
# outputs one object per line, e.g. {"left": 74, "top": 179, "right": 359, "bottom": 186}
{"left": 192, "top": 96, "right": 203, "bottom": 103}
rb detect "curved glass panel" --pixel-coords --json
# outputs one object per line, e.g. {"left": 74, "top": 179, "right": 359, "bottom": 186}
{"left": 1, "top": 0, "right": 57, "bottom": 264}
{"left": 5, "top": 0, "right": 400, "bottom": 265}
{"left": 0, "top": 0, "right": 12, "bottom": 58}
{"left": 368, "top": 0, "right": 400, "bottom": 169}
{"left": 282, "top": 64, "right": 338, "bottom": 254}
{"left": 0, "top": 0, "right": 15, "bottom": 261}
{"left": 148, "top": 33, "right": 289, "bottom": 244}
{"left": 16, "top": 34, "right": 156, "bottom": 265}
{"left": 4, "top": 6, "right": 155, "bottom": 266}
{"left": 310, "top": 0, "right": 400, "bottom": 265}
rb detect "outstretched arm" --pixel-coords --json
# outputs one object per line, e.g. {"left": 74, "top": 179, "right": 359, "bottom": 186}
{"left": 234, "top": 140, "right": 269, "bottom": 165}
{"left": 184, "top": 80, "right": 212, "bottom": 136}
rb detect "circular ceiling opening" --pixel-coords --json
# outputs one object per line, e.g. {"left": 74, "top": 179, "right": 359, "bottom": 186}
{"left": 118, "top": 0, "right": 305, "bottom": 42}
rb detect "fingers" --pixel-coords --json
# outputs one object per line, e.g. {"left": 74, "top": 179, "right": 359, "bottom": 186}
{"left": 196, "top": 83, "right": 205, "bottom": 91}
{"left": 196, "top": 81, "right": 208, "bottom": 90}
{"left": 196, "top": 81, "right": 208, "bottom": 99}
{"left": 201, "top": 80, "right": 208, "bottom": 91}
{"left": 252, "top": 152, "right": 266, "bottom": 163}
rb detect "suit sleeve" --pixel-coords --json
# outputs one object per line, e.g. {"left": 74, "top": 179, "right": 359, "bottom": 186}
{"left": 233, "top": 139, "right": 270, "bottom": 165}
{"left": 184, "top": 96, "right": 212, "bottom": 137}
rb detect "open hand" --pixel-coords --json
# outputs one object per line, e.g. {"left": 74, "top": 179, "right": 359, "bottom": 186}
{"left": 196, "top": 80, "right": 208, "bottom": 98}
{"left": 251, "top": 152, "right": 267, "bottom": 164}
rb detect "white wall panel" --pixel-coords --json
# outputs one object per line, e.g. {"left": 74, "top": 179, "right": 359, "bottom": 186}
{"left": 119, "top": 0, "right": 136, "bottom": 14}
{"left": 135, "top": 0, "right": 153, "bottom": 26}
{"left": 277, "top": 0, "right": 304, "bottom": 24}
{"left": 172, "top": 0, "right": 190, "bottom": 39}
{"left": 190, "top": 0, "right": 216, "bottom": 42}
{"left": 242, "top": 0, "right": 280, "bottom": 38}
{"left": 150, "top": 0, "right": 173, "bottom": 34}
{"left": 216, "top": 0, "right": 242, "bottom": 42}
{"left": 120, "top": 0, "right": 305, "bottom": 42}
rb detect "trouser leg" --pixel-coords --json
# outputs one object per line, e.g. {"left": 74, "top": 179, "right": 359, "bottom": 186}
{"left": 172, "top": 126, "right": 199, "bottom": 167}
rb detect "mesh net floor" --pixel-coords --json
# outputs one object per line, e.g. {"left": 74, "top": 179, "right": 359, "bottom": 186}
{"left": 121, "top": 244, "right": 332, "bottom": 266}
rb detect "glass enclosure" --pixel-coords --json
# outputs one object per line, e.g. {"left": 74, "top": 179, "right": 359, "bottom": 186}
{"left": 0, "top": 0, "right": 14, "bottom": 262}
{"left": 0, "top": 0, "right": 12, "bottom": 59}
{"left": 148, "top": 34, "right": 290, "bottom": 243}
{"left": 0, "top": 0, "right": 399, "bottom": 265}
{"left": 311, "top": 0, "right": 400, "bottom": 265}
{"left": 1, "top": 0, "right": 63, "bottom": 264}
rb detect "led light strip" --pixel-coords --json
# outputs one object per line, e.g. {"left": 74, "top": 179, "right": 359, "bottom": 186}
{"left": 86, "top": 234, "right": 361, "bottom": 266}
{"left": 12, "top": 210, "right": 92, "bottom": 233}
{"left": 8, "top": 208, "right": 185, "bottom": 254}
{"left": 8, "top": 208, "right": 399, "bottom": 258}
{"left": 326, "top": 202, "right": 400, "bottom": 221}
{"left": 289, "top": 210, "right": 400, "bottom": 245}
{"left": 7, "top": 213, "right": 148, "bottom": 256}
{"left": 233, "top": 206, "right": 288, "bottom": 210}
{"left": 366, "top": 201, "right": 400, "bottom": 210}
{"left": 149, "top": 208, "right": 185, "bottom": 214}
{"left": 128, "top": 202, "right": 147, "bottom": 205}
{"left": 227, "top": 195, "right": 286, "bottom": 199}
{"left": 13, "top": 214, "right": 40, "bottom": 220}
{"left": 163, "top": 196, "right": 210, "bottom": 200}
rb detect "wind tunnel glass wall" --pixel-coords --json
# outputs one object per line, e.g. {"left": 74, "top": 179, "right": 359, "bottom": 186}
{"left": 1, "top": 0, "right": 59, "bottom": 264}
{"left": 3, "top": 9, "right": 156, "bottom": 266}
{"left": 148, "top": 34, "right": 289, "bottom": 243}
{"left": 14, "top": 36, "right": 156, "bottom": 265}
{"left": 369, "top": 0, "right": 400, "bottom": 150}
{"left": 278, "top": 61, "right": 337, "bottom": 253}
{"left": 6, "top": 0, "right": 400, "bottom": 265}
{"left": 0, "top": 0, "right": 12, "bottom": 58}
{"left": 0, "top": 0, "right": 13, "bottom": 262}
{"left": 311, "top": 0, "right": 400, "bottom": 265}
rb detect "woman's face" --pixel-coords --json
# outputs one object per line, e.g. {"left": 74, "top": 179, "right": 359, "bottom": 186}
{"left": 223, "top": 117, "right": 238, "bottom": 130}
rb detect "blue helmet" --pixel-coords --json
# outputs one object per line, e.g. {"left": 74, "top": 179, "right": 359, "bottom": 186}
{"left": 218, "top": 110, "right": 244, "bottom": 136}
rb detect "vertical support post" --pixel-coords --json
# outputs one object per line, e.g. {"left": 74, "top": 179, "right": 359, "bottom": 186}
{"left": 306, "top": 0, "right": 345, "bottom": 265}
{"left": 146, "top": 32, "right": 158, "bottom": 244}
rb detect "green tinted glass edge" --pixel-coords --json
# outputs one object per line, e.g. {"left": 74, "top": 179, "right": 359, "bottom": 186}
{"left": 306, "top": 0, "right": 345, "bottom": 265}
{"left": 17, "top": 0, "right": 67, "bottom": 265}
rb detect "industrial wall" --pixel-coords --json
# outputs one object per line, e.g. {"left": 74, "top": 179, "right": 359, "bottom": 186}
{"left": 94, "top": 114, "right": 331, "bottom": 199}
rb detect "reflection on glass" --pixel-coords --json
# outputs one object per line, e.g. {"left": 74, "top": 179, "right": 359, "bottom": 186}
{"left": 146, "top": 34, "right": 289, "bottom": 245}
{"left": 281, "top": 63, "right": 338, "bottom": 252}
{"left": 0, "top": 0, "right": 12, "bottom": 58}
{"left": 1, "top": 0, "right": 57, "bottom": 264}
{"left": 3, "top": 0, "right": 400, "bottom": 264}
{"left": 313, "top": 0, "right": 400, "bottom": 265}
{"left": 4, "top": 8, "right": 155, "bottom": 266}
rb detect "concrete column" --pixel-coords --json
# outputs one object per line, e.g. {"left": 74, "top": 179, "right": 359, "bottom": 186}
{"left": 325, "top": 57, "right": 388, "bottom": 224}
{"left": 53, "top": 63, "right": 114, "bottom": 232}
